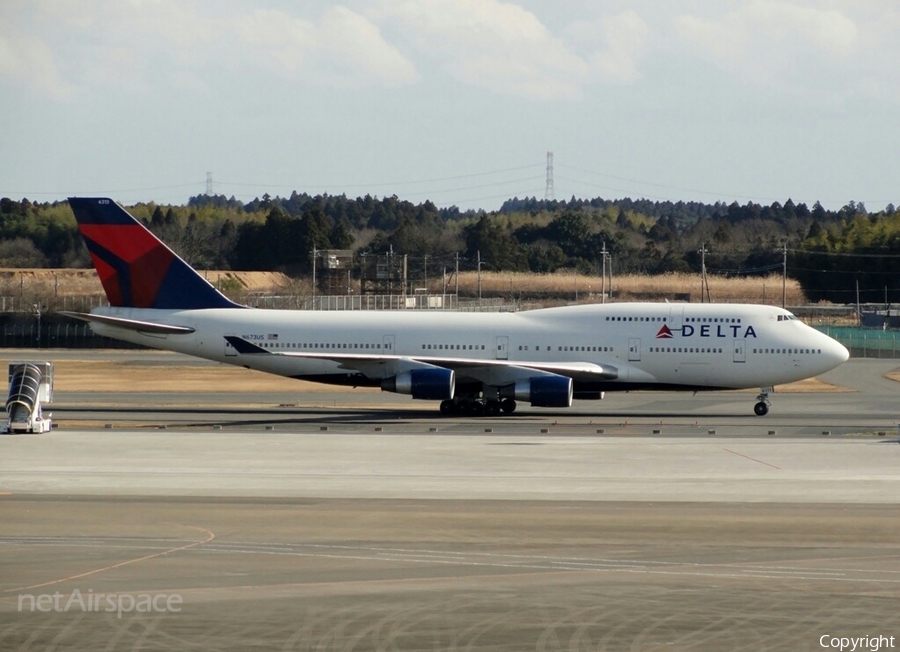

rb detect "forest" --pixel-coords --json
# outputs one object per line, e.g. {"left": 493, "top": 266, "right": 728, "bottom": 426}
{"left": 0, "top": 192, "right": 898, "bottom": 304}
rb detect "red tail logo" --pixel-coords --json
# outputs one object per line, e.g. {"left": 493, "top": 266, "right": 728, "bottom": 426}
{"left": 656, "top": 324, "right": 674, "bottom": 339}
{"left": 68, "top": 198, "right": 240, "bottom": 310}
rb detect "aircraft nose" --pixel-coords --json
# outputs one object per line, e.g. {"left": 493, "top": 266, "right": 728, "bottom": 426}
{"left": 836, "top": 341, "right": 850, "bottom": 363}
{"left": 821, "top": 332, "right": 849, "bottom": 366}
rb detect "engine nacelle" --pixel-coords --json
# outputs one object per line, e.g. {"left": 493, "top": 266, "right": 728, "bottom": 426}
{"left": 381, "top": 368, "right": 455, "bottom": 400}
{"left": 573, "top": 391, "right": 605, "bottom": 401}
{"left": 509, "top": 375, "right": 573, "bottom": 408}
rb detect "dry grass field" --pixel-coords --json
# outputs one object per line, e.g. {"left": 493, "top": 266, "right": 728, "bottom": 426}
{"left": 48, "top": 357, "right": 358, "bottom": 394}
{"left": 2, "top": 268, "right": 807, "bottom": 307}
{"left": 442, "top": 271, "right": 806, "bottom": 305}
{"left": 0, "top": 268, "right": 290, "bottom": 298}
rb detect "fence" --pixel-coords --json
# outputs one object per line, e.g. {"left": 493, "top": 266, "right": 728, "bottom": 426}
{"left": 0, "top": 318, "right": 137, "bottom": 349}
{"left": 2, "top": 293, "right": 467, "bottom": 313}
{"left": 0, "top": 293, "right": 473, "bottom": 349}
{"left": 247, "top": 294, "right": 459, "bottom": 311}
{"left": 816, "top": 326, "right": 900, "bottom": 359}
{"left": 0, "top": 295, "right": 109, "bottom": 314}
{"left": 249, "top": 295, "right": 528, "bottom": 312}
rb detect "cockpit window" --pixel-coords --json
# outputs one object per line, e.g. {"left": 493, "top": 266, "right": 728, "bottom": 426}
{"left": 776, "top": 314, "right": 798, "bottom": 322}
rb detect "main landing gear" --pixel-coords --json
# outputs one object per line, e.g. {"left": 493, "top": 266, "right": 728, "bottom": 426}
{"left": 440, "top": 398, "right": 517, "bottom": 416}
{"left": 753, "top": 387, "right": 772, "bottom": 416}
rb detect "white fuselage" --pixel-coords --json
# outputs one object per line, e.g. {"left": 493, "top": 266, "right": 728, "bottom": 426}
{"left": 88, "top": 302, "right": 849, "bottom": 393}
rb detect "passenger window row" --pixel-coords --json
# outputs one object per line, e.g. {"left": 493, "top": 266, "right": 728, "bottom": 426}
{"left": 517, "top": 345, "right": 613, "bottom": 352}
{"left": 754, "top": 348, "right": 822, "bottom": 354}
{"left": 684, "top": 317, "right": 742, "bottom": 323}
{"left": 262, "top": 342, "right": 383, "bottom": 350}
{"left": 650, "top": 347, "right": 723, "bottom": 353}
{"left": 605, "top": 316, "right": 743, "bottom": 324}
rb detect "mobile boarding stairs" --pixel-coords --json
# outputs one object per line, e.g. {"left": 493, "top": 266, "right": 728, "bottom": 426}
{"left": 4, "top": 362, "right": 53, "bottom": 434}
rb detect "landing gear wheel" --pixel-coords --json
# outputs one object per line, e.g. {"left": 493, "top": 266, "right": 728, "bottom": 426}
{"left": 440, "top": 399, "right": 455, "bottom": 415}
{"left": 461, "top": 400, "right": 485, "bottom": 416}
{"left": 484, "top": 400, "right": 501, "bottom": 417}
{"left": 754, "top": 387, "right": 772, "bottom": 417}
{"left": 500, "top": 398, "right": 517, "bottom": 414}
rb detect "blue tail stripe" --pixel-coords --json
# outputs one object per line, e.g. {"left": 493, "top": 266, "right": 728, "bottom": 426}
{"left": 225, "top": 336, "right": 270, "bottom": 354}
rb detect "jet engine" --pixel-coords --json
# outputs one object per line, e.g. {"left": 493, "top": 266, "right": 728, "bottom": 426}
{"left": 573, "top": 391, "right": 605, "bottom": 401}
{"left": 504, "top": 375, "right": 573, "bottom": 408}
{"left": 381, "top": 368, "right": 455, "bottom": 400}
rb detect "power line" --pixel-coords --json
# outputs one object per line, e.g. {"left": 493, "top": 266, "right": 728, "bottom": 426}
{"left": 681, "top": 246, "right": 900, "bottom": 260}
{"left": 216, "top": 164, "right": 544, "bottom": 191}
{"left": 557, "top": 162, "right": 898, "bottom": 209}
{"left": 387, "top": 175, "right": 544, "bottom": 199}
{"left": 427, "top": 187, "right": 546, "bottom": 208}
{"left": 556, "top": 163, "right": 772, "bottom": 202}
{"left": 552, "top": 173, "right": 672, "bottom": 202}
{"left": 789, "top": 248, "right": 900, "bottom": 259}
{"left": 708, "top": 263, "right": 783, "bottom": 275}
{"left": 2, "top": 182, "right": 202, "bottom": 197}
{"left": 790, "top": 268, "right": 900, "bottom": 277}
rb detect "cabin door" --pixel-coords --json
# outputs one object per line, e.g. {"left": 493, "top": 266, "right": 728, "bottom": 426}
{"left": 668, "top": 305, "right": 684, "bottom": 332}
{"left": 733, "top": 338, "right": 746, "bottom": 363}
{"left": 628, "top": 338, "right": 641, "bottom": 362}
{"left": 383, "top": 335, "right": 395, "bottom": 353}
{"left": 495, "top": 336, "right": 509, "bottom": 360}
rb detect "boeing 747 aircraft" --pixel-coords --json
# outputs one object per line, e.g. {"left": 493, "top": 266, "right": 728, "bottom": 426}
{"left": 64, "top": 198, "right": 849, "bottom": 416}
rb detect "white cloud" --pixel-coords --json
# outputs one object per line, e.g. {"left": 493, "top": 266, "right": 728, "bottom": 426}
{"left": 5, "top": 0, "right": 897, "bottom": 107}
{"left": 0, "top": 16, "right": 74, "bottom": 100}
{"left": 1, "top": 1, "right": 658, "bottom": 102}
{"left": 677, "top": 1, "right": 859, "bottom": 58}
{"left": 318, "top": 7, "right": 419, "bottom": 86}
{"left": 0, "top": 1, "right": 418, "bottom": 99}
{"left": 379, "top": 0, "right": 590, "bottom": 100}
{"left": 585, "top": 10, "right": 651, "bottom": 84}
{"left": 674, "top": 1, "right": 861, "bottom": 92}
{"left": 749, "top": 2, "right": 857, "bottom": 56}
{"left": 233, "top": 6, "right": 418, "bottom": 88}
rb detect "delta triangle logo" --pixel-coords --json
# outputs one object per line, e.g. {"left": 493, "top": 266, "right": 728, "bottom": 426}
{"left": 655, "top": 324, "right": 675, "bottom": 339}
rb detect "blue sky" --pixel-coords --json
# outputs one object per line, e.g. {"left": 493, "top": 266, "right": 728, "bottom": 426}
{"left": 1, "top": 1, "right": 897, "bottom": 212}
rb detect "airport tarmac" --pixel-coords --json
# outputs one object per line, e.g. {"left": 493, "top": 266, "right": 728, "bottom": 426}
{"left": 1, "top": 350, "right": 900, "bottom": 650}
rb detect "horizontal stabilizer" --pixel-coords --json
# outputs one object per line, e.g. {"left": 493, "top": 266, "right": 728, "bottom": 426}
{"left": 60, "top": 311, "right": 195, "bottom": 335}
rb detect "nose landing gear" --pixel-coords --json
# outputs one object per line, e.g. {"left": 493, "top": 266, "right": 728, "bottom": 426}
{"left": 754, "top": 387, "right": 772, "bottom": 416}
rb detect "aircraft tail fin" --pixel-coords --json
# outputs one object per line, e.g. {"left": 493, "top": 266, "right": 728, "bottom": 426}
{"left": 68, "top": 197, "right": 242, "bottom": 310}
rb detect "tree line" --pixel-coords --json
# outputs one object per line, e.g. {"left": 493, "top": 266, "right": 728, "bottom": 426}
{"left": 1, "top": 193, "right": 898, "bottom": 303}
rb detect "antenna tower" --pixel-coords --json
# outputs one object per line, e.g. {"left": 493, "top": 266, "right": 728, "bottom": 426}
{"left": 205, "top": 171, "right": 213, "bottom": 195}
{"left": 544, "top": 151, "right": 555, "bottom": 201}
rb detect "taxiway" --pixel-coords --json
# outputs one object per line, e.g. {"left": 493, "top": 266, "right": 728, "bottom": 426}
{"left": 1, "top": 351, "right": 899, "bottom": 650}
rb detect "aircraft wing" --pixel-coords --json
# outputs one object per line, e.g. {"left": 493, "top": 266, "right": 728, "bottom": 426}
{"left": 224, "top": 336, "right": 618, "bottom": 383}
